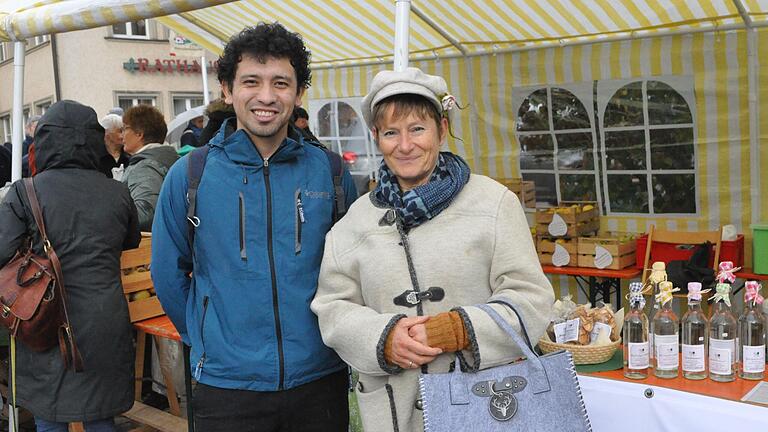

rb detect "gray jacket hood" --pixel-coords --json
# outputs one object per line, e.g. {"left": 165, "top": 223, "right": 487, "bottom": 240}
{"left": 128, "top": 144, "right": 178, "bottom": 170}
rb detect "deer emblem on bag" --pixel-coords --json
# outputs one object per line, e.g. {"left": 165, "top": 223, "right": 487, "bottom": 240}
{"left": 472, "top": 376, "right": 527, "bottom": 422}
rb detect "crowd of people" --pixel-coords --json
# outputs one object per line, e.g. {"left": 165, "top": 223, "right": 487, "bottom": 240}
{"left": 0, "top": 22, "right": 553, "bottom": 432}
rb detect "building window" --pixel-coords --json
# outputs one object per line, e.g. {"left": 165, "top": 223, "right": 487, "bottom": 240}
{"left": 112, "top": 20, "right": 148, "bottom": 39}
{"left": 172, "top": 94, "right": 204, "bottom": 117}
{"left": 601, "top": 80, "right": 696, "bottom": 215}
{"left": 117, "top": 94, "right": 157, "bottom": 113}
{"left": 310, "top": 98, "right": 378, "bottom": 175}
{"left": 35, "top": 99, "right": 52, "bottom": 115}
{"left": 1, "top": 116, "right": 11, "bottom": 143}
{"left": 516, "top": 87, "right": 600, "bottom": 207}
{"left": 29, "top": 34, "right": 49, "bottom": 47}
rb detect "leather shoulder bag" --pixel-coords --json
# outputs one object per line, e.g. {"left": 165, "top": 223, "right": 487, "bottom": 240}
{"left": 0, "top": 178, "right": 83, "bottom": 370}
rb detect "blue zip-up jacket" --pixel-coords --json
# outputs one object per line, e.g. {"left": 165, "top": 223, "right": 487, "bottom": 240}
{"left": 151, "top": 124, "right": 357, "bottom": 391}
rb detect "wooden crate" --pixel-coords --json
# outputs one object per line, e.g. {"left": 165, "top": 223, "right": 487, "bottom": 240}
{"left": 577, "top": 253, "right": 636, "bottom": 270}
{"left": 576, "top": 235, "right": 636, "bottom": 269}
{"left": 538, "top": 251, "right": 577, "bottom": 267}
{"left": 496, "top": 178, "right": 536, "bottom": 208}
{"left": 536, "top": 219, "right": 600, "bottom": 237}
{"left": 577, "top": 237, "right": 637, "bottom": 256}
{"left": 535, "top": 202, "right": 599, "bottom": 224}
{"left": 537, "top": 236, "right": 579, "bottom": 254}
{"left": 121, "top": 236, "right": 164, "bottom": 323}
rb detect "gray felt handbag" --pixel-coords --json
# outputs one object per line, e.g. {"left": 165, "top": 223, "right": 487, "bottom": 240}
{"left": 418, "top": 301, "right": 592, "bottom": 431}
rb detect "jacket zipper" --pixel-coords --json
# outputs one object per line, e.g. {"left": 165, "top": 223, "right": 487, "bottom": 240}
{"left": 295, "top": 188, "right": 304, "bottom": 255}
{"left": 194, "top": 295, "right": 210, "bottom": 380}
{"left": 239, "top": 191, "right": 247, "bottom": 261}
{"left": 263, "top": 159, "right": 286, "bottom": 390}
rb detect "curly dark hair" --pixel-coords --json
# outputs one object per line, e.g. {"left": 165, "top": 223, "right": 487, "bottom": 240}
{"left": 217, "top": 22, "right": 311, "bottom": 93}
{"left": 123, "top": 105, "right": 167, "bottom": 144}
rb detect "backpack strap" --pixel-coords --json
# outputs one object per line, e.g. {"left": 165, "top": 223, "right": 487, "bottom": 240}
{"left": 320, "top": 148, "right": 346, "bottom": 223}
{"left": 186, "top": 146, "right": 209, "bottom": 249}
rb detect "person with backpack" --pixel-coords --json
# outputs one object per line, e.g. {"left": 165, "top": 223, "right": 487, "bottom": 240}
{"left": 150, "top": 23, "right": 357, "bottom": 431}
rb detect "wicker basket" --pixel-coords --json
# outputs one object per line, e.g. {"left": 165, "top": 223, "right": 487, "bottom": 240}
{"left": 538, "top": 337, "right": 621, "bottom": 365}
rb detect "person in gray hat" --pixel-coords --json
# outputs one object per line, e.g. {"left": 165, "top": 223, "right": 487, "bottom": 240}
{"left": 312, "top": 67, "right": 554, "bottom": 432}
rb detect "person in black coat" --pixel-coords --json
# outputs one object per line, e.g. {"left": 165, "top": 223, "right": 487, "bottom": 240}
{"left": 0, "top": 100, "right": 141, "bottom": 431}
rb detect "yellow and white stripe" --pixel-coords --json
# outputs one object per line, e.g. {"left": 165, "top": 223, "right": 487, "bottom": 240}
{"left": 0, "top": 0, "right": 234, "bottom": 42}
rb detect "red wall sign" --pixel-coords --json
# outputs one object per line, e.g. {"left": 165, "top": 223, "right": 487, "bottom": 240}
{"left": 123, "top": 57, "right": 218, "bottom": 74}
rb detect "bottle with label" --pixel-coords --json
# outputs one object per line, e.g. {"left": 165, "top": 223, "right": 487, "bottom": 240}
{"left": 681, "top": 282, "right": 709, "bottom": 380}
{"left": 624, "top": 281, "right": 650, "bottom": 379}
{"left": 646, "top": 261, "right": 667, "bottom": 367}
{"left": 652, "top": 281, "right": 679, "bottom": 378}
{"left": 738, "top": 281, "right": 766, "bottom": 380}
{"left": 709, "top": 283, "right": 738, "bottom": 382}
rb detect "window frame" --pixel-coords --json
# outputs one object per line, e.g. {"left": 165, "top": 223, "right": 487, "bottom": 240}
{"left": 1, "top": 115, "right": 11, "bottom": 143}
{"left": 171, "top": 93, "right": 205, "bottom": 118}
{"left": 115, "top": 93, "right": 159, "bottom": 112}
{"left": 34, "top": 98, "right": 53, "bottom": 115}
{"left": 30, "top": 34, "right": 49, "bottom": 47}
{"left": 111, "top": 20, "right": 150, "bottom": 40}
{"left": 513, "top": 83, "right": 603, "bottom": 209}
{"left": 598, "top": 76, "right": 698, "bottom": 216}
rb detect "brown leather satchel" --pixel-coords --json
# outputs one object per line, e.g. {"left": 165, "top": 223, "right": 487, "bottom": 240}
{"left": 0, "top": 178, "right": 83, "bottom": 371}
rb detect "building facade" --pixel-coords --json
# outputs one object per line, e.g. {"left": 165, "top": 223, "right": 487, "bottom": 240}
{"left": 0, "top": 20, "right": 218, "bottom": 144}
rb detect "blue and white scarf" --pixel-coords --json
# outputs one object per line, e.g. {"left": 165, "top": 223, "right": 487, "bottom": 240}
{"left": 374, "top": 152, "right": 470, "bottom": 229}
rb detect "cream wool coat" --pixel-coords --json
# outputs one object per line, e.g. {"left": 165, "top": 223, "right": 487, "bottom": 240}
{"left": 312, "top": 174, "right": 554, "bottom": 432}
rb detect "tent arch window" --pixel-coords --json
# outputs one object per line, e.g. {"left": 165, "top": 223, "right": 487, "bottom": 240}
{"left": 515, "top": 85, "right": 602, "bottom": 207}
{"left": 600, "top": 78, "right": 697, "bottom": 216}
{"left": 308, "top": 98, "right": 380, "bottom": 176}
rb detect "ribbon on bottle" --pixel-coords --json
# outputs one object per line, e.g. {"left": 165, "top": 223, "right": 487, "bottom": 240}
{"left": 711, "top": 282, "right": 732, "bottom": 307}
{"left": 627, "top": 281, "right": 648, "bottom": 309}
{"left": 715, "top": 261, "right": 741, "bottom": 284}
{"left": 686, "top": 283, "right": 710, "bottom": 304}
{"left": 647, "top": 262, "right": 667, "bottom": 285}
{"left": 744, "top": 281, "right": 764, "bottom": 306}
{"left": 655, "top": 281, "right": 679, "bottom": 306}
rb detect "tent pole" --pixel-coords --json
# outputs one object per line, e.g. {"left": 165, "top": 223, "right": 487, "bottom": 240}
{"left": 394, "top": 0, "right": 411, "bottom": 71}
{"left": 732, "top": 0, "right": 761, "bottom": 224}
{"left": 201, "top": 55, "right": 210, "bottom": 106}
{"left": 11, "top": 42, "right": 25, "bottom": 182}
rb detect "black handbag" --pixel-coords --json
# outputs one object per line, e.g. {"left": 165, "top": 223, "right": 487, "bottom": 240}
{"left": 667, "top": 241, "right": 714, "bottom": 293}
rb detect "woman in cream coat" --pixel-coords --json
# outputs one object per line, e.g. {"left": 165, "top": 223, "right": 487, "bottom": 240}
{"left": 311, "top": 67, "right": 554, "bottom": 432}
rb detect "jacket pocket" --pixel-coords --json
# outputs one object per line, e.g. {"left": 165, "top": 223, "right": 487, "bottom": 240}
{"left": 238, "top": 192, "right": 246, "bottom": 261}
{"left": 355, "top": 377, "right": 399, "bottom": 432}
{"left": 294, "top": 188, "right": 304, "bottom": 255}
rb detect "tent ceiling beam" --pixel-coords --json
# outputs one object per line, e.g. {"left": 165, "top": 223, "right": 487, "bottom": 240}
{"left": 732, "top": 0, "right": 754, "bottom": 27}
{"left": 410, "top": 4, "right": 468, "bottom": 56}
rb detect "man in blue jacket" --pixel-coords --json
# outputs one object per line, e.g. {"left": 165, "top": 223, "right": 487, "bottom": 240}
{"left": 151, "top": 23, "right": 356, "bottom": 431}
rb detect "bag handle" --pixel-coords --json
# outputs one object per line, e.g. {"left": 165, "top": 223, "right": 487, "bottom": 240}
{"left": 475, "top": 302, "right": 551, "bottom": 394}
{"left": 23, "top": 179, "right": 83, "bottom": 371}
{"left": 488, "top": 299, "right": 534, "bottom": 351}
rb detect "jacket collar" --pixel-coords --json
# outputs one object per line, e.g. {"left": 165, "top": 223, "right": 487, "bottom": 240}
{"left": 210, "top": 118, "right": 305, "bottom": 167}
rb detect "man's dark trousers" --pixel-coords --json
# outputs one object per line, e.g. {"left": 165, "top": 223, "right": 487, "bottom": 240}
{"left": 192, "top": 368, "right": 349, "bottom": 431}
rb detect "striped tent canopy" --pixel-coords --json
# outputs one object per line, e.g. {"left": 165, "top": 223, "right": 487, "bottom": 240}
{"left": 2, "top": 1, "right": 768, "bottom": 65}
{"left": 156, "top": 0, "right": 768, "bottom": 67}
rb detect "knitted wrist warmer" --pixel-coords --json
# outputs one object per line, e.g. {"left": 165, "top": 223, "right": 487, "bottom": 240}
{"left": 425, "top": 311, "right": 468, "bottom": 352}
